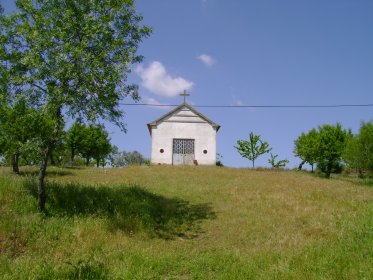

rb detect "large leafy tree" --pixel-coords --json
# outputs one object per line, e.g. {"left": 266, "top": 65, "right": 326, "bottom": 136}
{"left": 80, "top": 124, "right": 112, "bottom": 167}
{"left": 235, "top": 132, "right": 272, "bottom": 168}
{"left": 66, "top": 121, "right": 86, "bottom": 166}
{"left": 294, "top": 128, "right": 319, "bottom": 172}
{"left": 294, "top": 124, "right": 349, "bottom": 178}
{"left": 0, "top": 4, "right": 7, "bottom": 158}
{"left": 0, "top": 98, "right": 33, "bottom": 173}
{"left": 0, "top": 0, "right": 151, "bottom": 210}
{"left": 343, "top": 121, "right": 373, "bottom": 176}
{"left": 316, "top": 124, "right": 349, "bottom": 178}
{"left": 0, "top": 97, "right": 54, "bottom": 173}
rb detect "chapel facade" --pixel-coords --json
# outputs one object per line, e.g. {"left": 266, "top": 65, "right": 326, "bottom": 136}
{"left": 147, "top": 99, "right": 220, "bottom": 165}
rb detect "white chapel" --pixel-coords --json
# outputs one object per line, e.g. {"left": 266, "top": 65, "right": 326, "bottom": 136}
{"left": 147, "top": 93, "right": 220, "bottom": 165}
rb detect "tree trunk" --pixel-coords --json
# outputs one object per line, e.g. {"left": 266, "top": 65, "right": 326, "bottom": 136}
{"left": 37, "top": 107, "right": 62, "bottom": 211}
{"left": 49, "top": 147, "right": 56, "bottom": 166}
{"left": 38, "top": 148, "right": 50, "bottom": 211}
{"left": 86, "top": 157, "right": 90, "bottom": 166}
{"left": 326, "top": 161, "right": 332, "bottom": 179}
{"left": 12, "top": 152, "right": 20, "bottom": 174}
{"left": 96, "top": 157, "right": 100, "bottom": 168}
{"left": 298, "top": 160, "right": 306, "bottom": 171}
{"left": 70, "top": 148, "right": 75, "bottom": 166}
{"left": 358, "top": 168, "right": 364, "bottom": 178}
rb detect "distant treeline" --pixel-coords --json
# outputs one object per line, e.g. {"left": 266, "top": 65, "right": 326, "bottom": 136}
{"left": 235, "top": 121, "right": 372, "bottom": 178}
{"left": 0, "top": 114, "right": 147, "bottom": 172}
{"left": 294, "top": 122, "right": 373, "bottom": 178}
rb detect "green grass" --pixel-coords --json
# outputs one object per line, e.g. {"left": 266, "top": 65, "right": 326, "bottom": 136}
{"left": 0, "top": 166, "right": 372, "bottom": 279}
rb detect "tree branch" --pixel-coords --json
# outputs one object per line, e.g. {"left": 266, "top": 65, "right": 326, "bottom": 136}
{"left": 29, "top": 82, "right": 47, "bottom": 93}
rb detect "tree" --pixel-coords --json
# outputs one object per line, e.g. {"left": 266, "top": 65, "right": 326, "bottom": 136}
{"left": 343, "top": 121, "right": 373, "bottom": 176}
{"left": 0, "top": 100, "right": 26, "bottom": 173}
{"left": 235, "top": 132, "right": 272, "bottom": 168}
{"left": 47, "top": 129, "right": 67, "bottom": 166}
{"left": 110, "top": 149, "right": 146, "bottom": 167}
{"left": 316, "top": 124, "right": 349, "bottom": 178}
{"left": 294, "top": 128, "right": 319, "bottom": 172}
{"left": 66, "top": 123, "right": 113, "bottom": 167}
{"left": 0, "top": 0, "right": 151, "bottom": 210}
{"left": 80, "top": 124, "right": 112, "bottom": 167}
{"left": 294, "top": 124, "right": 349, "bottom": 178}
{"left": 0, "top": 97, "right": 54, "bottom": 173}
{"left": 268, "top": 153, "right": 289, "bottom": 169}
{"left": 66, "top": 121, "right": 86, "bottom": 166}
{"left": 91, "top": 125, "right": 113, "bottom": 168}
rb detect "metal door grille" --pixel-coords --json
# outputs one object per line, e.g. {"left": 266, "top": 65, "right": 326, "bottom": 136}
{"left": 172, "top": 139, "right": 194, "bottom": 165}
{"left": 173, "top": 139, "right": 194, "bottom": 154}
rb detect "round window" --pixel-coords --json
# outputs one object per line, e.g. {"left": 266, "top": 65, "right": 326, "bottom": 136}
{"left": 203, "top": 150, "right": 208, "bottom": 154}
{"left": 160, "top": 149, "right": 164, "bottom": 153}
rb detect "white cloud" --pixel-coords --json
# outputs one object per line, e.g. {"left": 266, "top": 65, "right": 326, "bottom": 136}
{"left": 231, "top": 93, "right": 245, "bottom": 106}
{"left": 142, "top": 96, "right": 171, "bottom": 110}
{"left": 197, "top": 54, "right": 216, "bottom": 67}
{"left": 232, "top": 97, "right": 256, "bottom": 112}
{"left": 233, "top": 99, "right": 245, "bottom": 106}
{"left": 136, "top": 61, "right": 194, "bottom": 97}
{"left": 143, "top": 96, "right": 163, "bottom": 106}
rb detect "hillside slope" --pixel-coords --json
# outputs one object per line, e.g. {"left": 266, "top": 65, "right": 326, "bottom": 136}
{"left": 1, "top": 166, "right": 372, "bottom": 279}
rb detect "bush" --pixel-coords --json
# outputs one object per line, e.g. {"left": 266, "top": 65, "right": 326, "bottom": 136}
{"left": 316, "top": 160, "right": 344, "bottom": 175}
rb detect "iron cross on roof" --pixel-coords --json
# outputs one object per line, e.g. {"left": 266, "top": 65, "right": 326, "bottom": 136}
{"left": 180, "top": 90, "right": 190, "bottom": 103}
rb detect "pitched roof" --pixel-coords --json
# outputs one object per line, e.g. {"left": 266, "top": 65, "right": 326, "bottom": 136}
{"left": 147, "top": 102, "right": 220, "bottom": 135}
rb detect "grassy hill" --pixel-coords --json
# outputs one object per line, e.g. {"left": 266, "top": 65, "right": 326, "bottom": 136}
{"left": 0, "top": 166, "right": 372, "bottom": 279}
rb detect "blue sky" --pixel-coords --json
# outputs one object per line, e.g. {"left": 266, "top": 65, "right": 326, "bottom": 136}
{"left": 2, "top": 0, "right": 373, "bottom": 168}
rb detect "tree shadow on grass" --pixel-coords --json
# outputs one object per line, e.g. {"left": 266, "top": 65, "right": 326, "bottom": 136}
{"left": 23, "top": 180, "right": 216, "bottom": 239}
{"left": 19, "top": 169, "right": 74, "bottom": 177}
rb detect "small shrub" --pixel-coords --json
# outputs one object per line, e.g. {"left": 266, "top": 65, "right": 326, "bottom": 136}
{"left": 216, "top": 153, "right": 224, "bottom": 167}
{"left": 316, "top": 160, "right": 344, "bottom": 175}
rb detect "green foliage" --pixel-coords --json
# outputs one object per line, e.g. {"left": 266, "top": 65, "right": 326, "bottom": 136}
{"left": 316, "top": 159, "right": 343, "bottom": 175}
{"left": 66, "top": 121, "right": 87, "bottom": 165}
{"left": 316, "top": 124, "right": 349, "bottom": 178}
{"left": 235, "top": 132, "right": 271, "bottom": 168}
{"left": 343, "top": 134, "right": 360, "bottom": 173}
{"left": 79, "top": 124, "right": 113, "bottom": 167}
{"left": 0, "top": 0, "right": 151, "bottom": 209}
{"left": 48, "top": 131, "right": 68, "bottom": 166}
{"left": 0, "top": 116, "right": 115, "bottom": 168}
{"left": 111, "top": 149, "right": 147, "bottom": 167}
{"left": 0, "top": 97, "right": 55, "bottom": 172}
{"left": 1, "top": 0, "right": 151, "bottom": 126}
{"left": 295, "top": 124, "right": 349, "bottom": 178}
{"left": 294, "top": 128, "right": 319, "bottom": 171}
{"left": 343, "top": 121, "right": 373, "bottom": 176}
{"left": 268, "top": 153, "right": 289, "bottom": 168}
